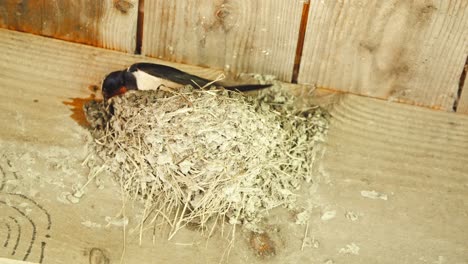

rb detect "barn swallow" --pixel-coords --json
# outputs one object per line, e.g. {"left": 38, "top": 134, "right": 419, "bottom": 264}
{"left": 101, "top": 63, "right": 272, "bottom": 100}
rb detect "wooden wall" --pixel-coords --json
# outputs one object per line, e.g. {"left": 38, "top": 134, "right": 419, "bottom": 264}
{"left": 141, "top": 0, "right": 303, "bottom": 81}
{"left": 0, "top": 0, "right": 138, "bottom": 52}
{"left": 0, "top": 0, "right": 467, "bottom": 113}
{"left": 298, "top": 0, "right": 468, "bottom": 111}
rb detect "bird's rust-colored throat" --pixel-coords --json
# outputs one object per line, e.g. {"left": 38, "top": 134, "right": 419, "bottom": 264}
{"left": 63, "top": 85, "right": 102, "bottom": 127}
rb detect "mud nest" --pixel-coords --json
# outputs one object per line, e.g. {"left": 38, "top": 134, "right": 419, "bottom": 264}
{"left": 84, "top": 85, "right": 329, "bottom": 238}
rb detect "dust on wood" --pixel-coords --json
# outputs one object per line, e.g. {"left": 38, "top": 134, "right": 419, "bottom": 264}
{"left": 317, "top": 94, "right": 468, "bottom": 262}
{"left": 298, "top": 0, "right": 468, "bottom": 111}
{"left": 142, "top": 0, "right": 303, "bottom": 82}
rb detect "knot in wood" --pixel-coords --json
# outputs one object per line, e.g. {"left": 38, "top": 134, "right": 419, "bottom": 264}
{"left": 113, "top": 0, "right": 134, "bottom": 14}
{"left": 215, "top": 3, "right": 236, "bottom": 32}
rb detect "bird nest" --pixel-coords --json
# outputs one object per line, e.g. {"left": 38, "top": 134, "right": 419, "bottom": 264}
{"left": 83, "top": 85, "right": 329, "bottom": 239}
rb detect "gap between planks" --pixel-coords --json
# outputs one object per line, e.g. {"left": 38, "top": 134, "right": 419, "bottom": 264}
{"left": 454, "top": 56, "right": 468, "bottom": 113}
{"left": 135, "top": 0, "right": 145, "bottom": 54}
{"left": 291, "top": 0, "right": 311, "bottom": 84}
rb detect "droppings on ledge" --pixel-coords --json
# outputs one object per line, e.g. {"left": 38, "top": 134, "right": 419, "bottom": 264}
{"left": 249, "top": 232, "right": 276, "bottom": 258}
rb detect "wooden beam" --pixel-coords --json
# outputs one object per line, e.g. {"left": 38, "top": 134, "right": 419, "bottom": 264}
{"left": 141, "top": 0, "right": 303, "bottom": 82}
{"left": 0, "top": 0, "right": 138, "bottom": 53}
{"left": 298, "top": 0, "right": 468, "bottom": 111}
{"left": 312, "top": 93, "right": 468, "bottom": 263}
{"left": 0, "top": 29, "right": 467, "bottom": 263}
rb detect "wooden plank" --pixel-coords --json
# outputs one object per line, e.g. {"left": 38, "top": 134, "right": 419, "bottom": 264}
{"left": 313, "top": 94, "right": 468, "bottom": 263}
{"left": 141, "top": 0, "right": 303, "bottom": 82}
{"left": 298, "top": 0, "right": 468, "bottom": 111}
{"left": 1, "top": 29, "right": 468, "bottom": 263}
{"left": 0, "top": 0, "right": 138, "bottom": 53}
{"left": 0, "top": 258, "right": 36, "bottom": 264}
{"left": 456, "top": 60, "right": 468, "bottom": 114}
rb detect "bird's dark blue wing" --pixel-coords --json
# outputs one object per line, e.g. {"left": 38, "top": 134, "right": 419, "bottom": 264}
{"left": 129, "top": 63, "right": 212, "bottom": 87}
{"left": 129, "top": 62, "right": 272, "bottom": 91}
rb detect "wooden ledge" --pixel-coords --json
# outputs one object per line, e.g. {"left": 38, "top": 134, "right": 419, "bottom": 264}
{"left": 0, "top": 29, "right": 467, "bottom": 264}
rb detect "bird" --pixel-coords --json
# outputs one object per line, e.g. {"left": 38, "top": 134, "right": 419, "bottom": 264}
{"left": 101, "top": 62, "right": 272, "bottom": 100}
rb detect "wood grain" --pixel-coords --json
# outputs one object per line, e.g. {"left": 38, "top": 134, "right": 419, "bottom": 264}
{"left": 0, "top": 29, "right": 467, "bottom": 263}
{"left": 298, "top": 0, "right": 468, "bottom": 111}
{"left": 314, "top": 94, "right": 468, "bottom": 263}
{"left": 0, "top": 258, "right": 37, "bottom": 264}
{"left": 141, "top": 0, "right": 303, "bottom": 82}
{"left": 0, "top": 0, "right": 138, "bottom": 52}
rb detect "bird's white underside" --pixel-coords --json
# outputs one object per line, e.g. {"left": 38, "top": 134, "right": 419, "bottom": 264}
{"left": 133, "top": 70, "right": 183, "bottom": 91}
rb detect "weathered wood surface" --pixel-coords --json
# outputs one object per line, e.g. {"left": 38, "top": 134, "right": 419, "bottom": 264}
{"left": 313, "top": 94, "right": 468, "bottom": 263}
{"left": 0, "top": 0, "right": 138, "bottom": 53}
{"left": 0, "top": 258, "right": 36, "bottom": 264}
{"left": 298, "top": 0, "right": 468, "bottom": 111}
{"left": 1, "top": 29, "right": 468, "bottom": 264}
{"left": 141, "top": 0, "right": 303, "bottom": 82}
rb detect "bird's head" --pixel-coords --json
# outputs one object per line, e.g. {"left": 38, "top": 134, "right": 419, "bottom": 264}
{"left": 101, "top": 70, "right": 137, "bottom": 100}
